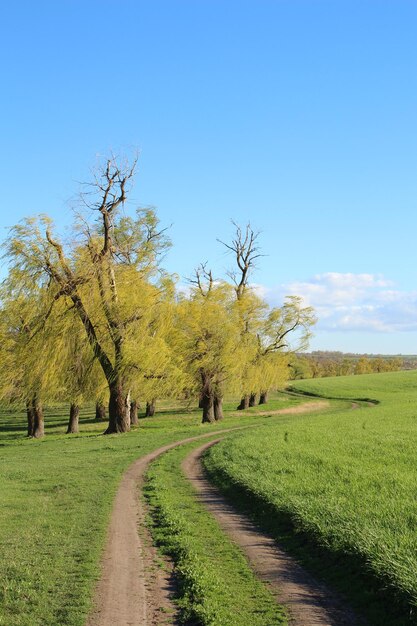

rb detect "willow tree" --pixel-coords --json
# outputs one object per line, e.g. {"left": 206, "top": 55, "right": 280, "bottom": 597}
{"left": 177, "top": 276, "right": 250, "bottom": 423}
{"left": 219, "top": 222, "right": 264, "bottom": 408}
{"left": 121, "top": 274, "right": 184, "bottom": 419}
{"left": 4, "top": 156, "right": 170, "bottom": 433}
{"left": 53, "top": 303, "right": 107, "bottom": 434}
{"left": 0, "top": 279, "right": 64, "bottom": 437}
{"left": 220, "top": 223, "right": 316, "bottom": 408}
{"left": 254, "top": 295, "right": 316, "bottom": 403}
{"left": 232, "top": 294, "right": 316, "bottom": 408}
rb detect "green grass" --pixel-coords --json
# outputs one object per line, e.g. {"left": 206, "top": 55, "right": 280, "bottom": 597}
{"left": 204, "top": 371, "right": 417, "bottom": 626}
{"left": 144, "top": 438, "right": 287, "bottom": 626}
{"left": 0, "top": 391, "right": 309, "bottom": 626}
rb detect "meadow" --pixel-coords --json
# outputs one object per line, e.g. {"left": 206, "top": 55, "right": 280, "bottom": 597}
{"left": 2, "top": 372, "right": 417, "bottom": 626}
{"left": 0, "top": 393, "right": 308, "bottom": 626}
{"left": 204, "top": 371, "right": 417, "bottom": 625}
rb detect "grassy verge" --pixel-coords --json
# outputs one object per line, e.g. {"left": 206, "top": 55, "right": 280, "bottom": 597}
{"left": 0, "top": 391, "right": 308, "bottom": 626}
{"left": 144, "top": 438, "right": 287, "bottom": 626}
{"left": 204, "top": 371, "right": 417, "bottom": 626}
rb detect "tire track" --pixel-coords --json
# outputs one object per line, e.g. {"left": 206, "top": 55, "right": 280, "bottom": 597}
{"left": 85, "top": 428, "right": 247, "bottom": 626}
{"left": 86, "top": 399, "right": 364, "bottom": 626}
{"left": 182, "top": 439, "right": 364, "bottom": 626}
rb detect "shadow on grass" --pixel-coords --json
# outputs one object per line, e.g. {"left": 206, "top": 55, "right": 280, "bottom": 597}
{"left": 286, "top": 387, "right": 380, "bottom": 405}
{"left": 204, "top": 459, "right": 415, "bottom": 626}
{"left": 0, "top": 409, "right": 100, "bottom": 439}
{"left": 145, "top": 407, "right": 199, "bottom": 417}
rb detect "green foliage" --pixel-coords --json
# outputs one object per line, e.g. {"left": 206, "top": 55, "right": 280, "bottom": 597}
{"left": 235, "top": 292, "right": 316, "bottom": 396}
{"left": 175, "top": 282, "right": 251, "bottom": 398}
{"left": 290, "top": 353, "right": 404, "bottom": 379}
{"left": 0, "top": 165, "right": 317, "bottom": 427}
{"left": 0, "top": 282, "right": 66, "bottom": 405}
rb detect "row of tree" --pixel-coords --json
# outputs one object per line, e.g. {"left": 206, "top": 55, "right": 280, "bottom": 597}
{"left": 290, "top": 354, "right": 403, "bottom": 379}
{"left": 0, "top": 156, "right": 316, "bottom": 436}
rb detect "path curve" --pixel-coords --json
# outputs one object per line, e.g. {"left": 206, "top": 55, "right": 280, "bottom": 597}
{"left": 86, "top": 399, "right": 367, "bottom": 626}
{"left": 85, "top": 428, "right": 247, "bottom": 626}
{"left": 182, "top": 440, "right": 364, "bottom": 626}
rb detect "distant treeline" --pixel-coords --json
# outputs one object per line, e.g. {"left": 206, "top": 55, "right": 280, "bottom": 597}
{"left": 289, "top": 351, "right": 415, "bottom": 379}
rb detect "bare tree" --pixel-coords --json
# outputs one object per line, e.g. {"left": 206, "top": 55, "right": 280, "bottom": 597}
{"left": 218, "top": 221, "right": 263, "bottom": 301}
{"left": 219, "top": 222, "right": 263, "bottom": 409}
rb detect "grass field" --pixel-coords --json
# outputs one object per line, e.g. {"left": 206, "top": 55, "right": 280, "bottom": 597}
{"left": 204, "top": 371, "right": 417, "bottom": 625}
{"left": 0, "top": 392, "right": 310, "bottom": 626}
{"left": 3, "top": 373, "right": 416, "bottom": 626}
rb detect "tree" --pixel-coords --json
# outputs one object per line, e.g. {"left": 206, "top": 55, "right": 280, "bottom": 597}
{"left": 176, "top": 277, "right": 250, "bottom": 423}
{"left": 54, "top": 305, "right": 107, "bottom": 434}
{"left": 218, "top": 222, "right": 263, "bottom": 302}
{"left": 354, "top": 357, "right": 373, "bottom": 375}
{"left": 4, "top": 156, "right": 171, "bottom": 433}
{"left": 220, "top": 223, "right": 316, "bottom": 407}
{"left": 130, "top": 400, "right": 139, "bottom": 425}
{"left": 220, "top": 223, "right": 264, "bottom": 409}
{"left": 0, "top": 279, "right": 65, "bottom": 437}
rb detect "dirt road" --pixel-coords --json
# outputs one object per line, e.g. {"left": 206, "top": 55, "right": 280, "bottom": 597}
{"left": 86, "top": 429, "right": 245, "bottom": 626}
{"left": 86, "top": 400, "right": 362, "bottom": 626}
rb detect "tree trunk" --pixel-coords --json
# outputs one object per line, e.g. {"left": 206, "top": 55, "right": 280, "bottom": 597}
{"left": 145, "top": 400, "right": 156, "bottom": 417}
{"left": 249, "top": 392, "right": 257, "bottom": 407}
{"left": 214, "top": 394, "right": 224, "bottom": 420}
{"left": 198, "top": 393, "right": 204, "bottom": 409}
{"left": 95, "top": 402, "right": 106, "bottom": 421}
{"left": 130, "top": 400, "right": 139, "bottom": 425}
{"left": 32, "top": 396, "right": 44, "bottom": 438}
{"left": 26, "top": 400, "right": 35, "bottom": 437}
{"left": 237, "top": 395, "right": 250, "bottom": 410}
{"left": 125, "top": 390, "right": 131, "bottom": 428}
{"left": 200, "top": 371, "right": 215, "bottom": 423}
{"left": 105, "top": 380, "right": 131, "bottom": 433}
{"left": 67, "top": 403, "right": 80, "bottom": 434}
{"left": 259, "top": 391, "right": 268, "bottom": 405}
{"left": 202, "top": 392, "right": 215, "bottom": 423}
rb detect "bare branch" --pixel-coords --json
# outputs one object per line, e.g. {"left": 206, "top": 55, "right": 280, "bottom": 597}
{"left": 187, "top": 262, "right": 214, "bottom": 298}
{"left": 218, "top": 221, "right": 265, "bottom": 299}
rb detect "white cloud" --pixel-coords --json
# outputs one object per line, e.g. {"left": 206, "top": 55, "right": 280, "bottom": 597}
{"left": 256, "top": 273, "right": 417, "bottom": 333}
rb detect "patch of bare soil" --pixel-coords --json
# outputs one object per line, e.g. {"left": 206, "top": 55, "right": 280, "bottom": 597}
{"left": 231, "top": 399, "right": 331, "bottom": 417}
{"left": 85, "top": 446, "right": 178, "bottom": 626}
{"left": 257, "top": 399, "right": 330, "bottom": 416}
{"left": 182, "top": 440, "right": 364, "bottom": 626}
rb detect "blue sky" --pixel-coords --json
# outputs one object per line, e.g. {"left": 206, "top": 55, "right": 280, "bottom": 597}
{"left": 1, "top": 0, "right": 416, "bottom": 353}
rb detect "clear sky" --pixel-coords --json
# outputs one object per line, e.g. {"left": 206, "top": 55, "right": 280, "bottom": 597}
{"left": 1, "top": 0, "right": 416, "bottom": 354}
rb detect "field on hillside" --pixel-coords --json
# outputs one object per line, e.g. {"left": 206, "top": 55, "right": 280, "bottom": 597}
{"left": 204, "top": 371, "right": 417, "bottom": 626}
{"left": 0, "top": 392, "right": 310, "bottom": 626}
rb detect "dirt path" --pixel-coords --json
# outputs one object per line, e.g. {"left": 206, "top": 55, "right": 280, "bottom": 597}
{"left": 230, "top": 399, "right": 330, "bottom": 418}
{"left": 86, "top": 398, "right": 365, "bottom": 626}
{"left": 182, "top": 440, "right": 364, "bottom": 626}
{"left": 85, "top": 429, "right": 248, "bottom": 626}
{"left": 255, "top": 399, "right": 330, "bottom": 416}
